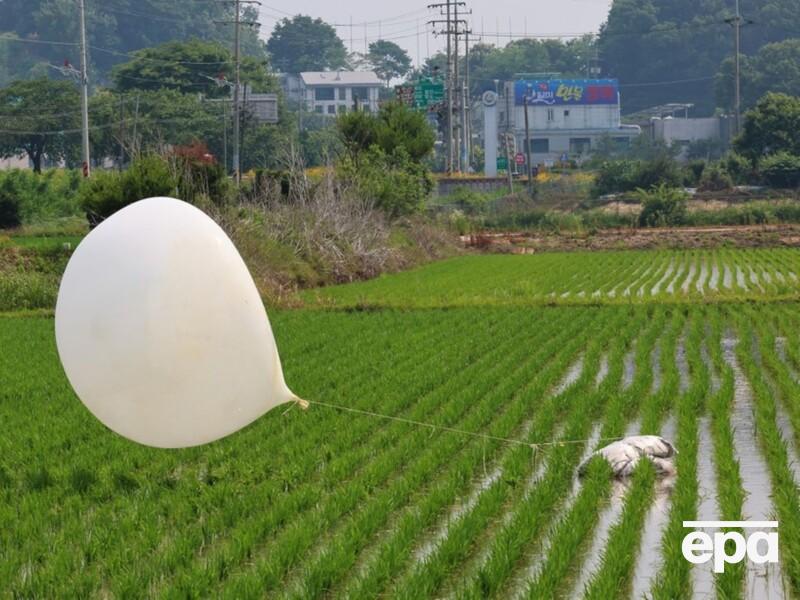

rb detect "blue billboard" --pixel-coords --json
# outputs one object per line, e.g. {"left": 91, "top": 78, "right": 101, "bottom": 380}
{"left": 514, "top": 79, "right": 619, "bottom": 106}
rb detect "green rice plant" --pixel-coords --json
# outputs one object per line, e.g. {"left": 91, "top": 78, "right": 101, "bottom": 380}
{"left": 582, "top": 460, "right": 657, "bottom": 599}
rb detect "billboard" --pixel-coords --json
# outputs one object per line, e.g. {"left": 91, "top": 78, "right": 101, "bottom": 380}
{"left": 514, "top": 79, "right": 619, "bottom": 106}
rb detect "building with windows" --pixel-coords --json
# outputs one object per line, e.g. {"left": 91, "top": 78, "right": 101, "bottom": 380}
{"left": 503, "top": 79, "right": 640, "bottom": 165}
{"left": 279, "top": 71, "right": 381, "bottom": 116}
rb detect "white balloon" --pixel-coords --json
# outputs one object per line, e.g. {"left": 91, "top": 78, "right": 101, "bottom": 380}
{"left": 55, "top": 197, "right": 300, "bottom": 448}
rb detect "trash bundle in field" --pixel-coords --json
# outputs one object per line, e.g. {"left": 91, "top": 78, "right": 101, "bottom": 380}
{"left": 55, "top": 197, "right": 303, "bottom": 449}
{"left": 579, "top": 435, "right": 677, "bottom": 478}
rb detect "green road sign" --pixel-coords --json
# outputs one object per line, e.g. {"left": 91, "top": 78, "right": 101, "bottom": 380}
{"left": 414, "top": 78, "right": 444, "bottom": 109}
{"left": 496, "top": 157, "right": 508, "bottom": 170}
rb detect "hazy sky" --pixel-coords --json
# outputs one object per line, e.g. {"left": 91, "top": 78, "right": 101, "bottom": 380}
{"left": 259, "top": 0, "right": 613, "bottom": 67}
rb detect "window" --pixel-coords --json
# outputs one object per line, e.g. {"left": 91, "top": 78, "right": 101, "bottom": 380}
{"left": 524, "top": 139, "right": 550, "bottom": 153}
{"left": 547, "top": 109, "right": 555, "bottom": 122}
{"left": 338, "top": 104, "right": 347, "bottom": 114}
{"left": 564, "top": 110, "right": 570, "bottom": 117}
{"left": 531, "top": 138, "right": 550, "bottom": 153}
{"left": 352, "top": 87, "right": 366, "bottom": 101}
{"left": 314, "top": 105, "right": 323, "bottom": 113}
{"left": 327, "top": 105, "right": 336, "bottom": 114}
{"left": 315, "top": 87, "right": 335, "bottom": 101}
{"left": 613, "top": 137, "right": 631, "bottom": 149}
{"left": 569, "top": 137, "right": 591, "bottom": 155}
{"left": 338, "top": 87, "right": 347, "bottom": 100}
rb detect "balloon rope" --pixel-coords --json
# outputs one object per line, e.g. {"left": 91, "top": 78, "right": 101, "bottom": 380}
{"left": 299, "top": 398, "right": 622, "bottom": 451}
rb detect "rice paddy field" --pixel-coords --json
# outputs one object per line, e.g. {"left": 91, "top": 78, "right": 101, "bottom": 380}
{"left": 2, "top": 248, "right": 800, "bottom": 599}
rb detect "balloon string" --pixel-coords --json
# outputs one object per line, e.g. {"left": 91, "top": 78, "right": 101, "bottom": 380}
{"left": 299, "top": 398, "right": 622, "bottom": 451}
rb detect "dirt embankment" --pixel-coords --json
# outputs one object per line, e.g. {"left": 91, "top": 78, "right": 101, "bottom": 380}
{"left": 463, "top": 224, "right": 800, "bottom": 253}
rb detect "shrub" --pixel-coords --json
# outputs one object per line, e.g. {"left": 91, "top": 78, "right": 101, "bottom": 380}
{"left": 0, "top": 182, "right": 21, "bottom": 229}
{"left": 724, "top": 152, "right": 756, "bottom": 185}
{"left": 760, "top": 152, "right": 800, "bottom": 189}
{"left": 341, "top": 147, "right": 433, "bottom": 218}
{"left": 0, "top": 169, "right": 82, "bottom": 225}
{"left": 172, "top": 142, "right": 231, "bottom": 206}
{"left": 637, "top": 184, "right": 688, "bottom": 227}
{"left": 683, "top": 160, "right": 707, "bottom": 187}
{"left": 698, "top": 163, "right": 734, "bottom": 191}
{"left": 592, "top": 157, "right": 682, "bottom": 196}
{"left": 79, "top": 154, "right": 176, "bottom": 222}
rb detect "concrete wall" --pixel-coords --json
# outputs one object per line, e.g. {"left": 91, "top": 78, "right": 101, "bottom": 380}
{"left": 652, "top": 117, "right": 721, "bottom": 144}
{"left": 0, "top": 155, "right": 30, "bottom": 170}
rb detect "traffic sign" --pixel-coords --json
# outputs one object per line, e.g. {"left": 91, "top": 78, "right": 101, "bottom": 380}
{"left": 496, "top": 157, "right": 508, "bottom": 170}
{"left": 515, "top": 152, "right": 525, "bottom": 165}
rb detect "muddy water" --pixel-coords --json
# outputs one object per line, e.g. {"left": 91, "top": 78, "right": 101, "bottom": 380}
{"left": 748, "top": 267, "right": 764, "bottom": 293}
{"left": 412, "top": 357, "right": 585, "bottom": 563}
{"left": 630, "top": 416, "right": 678, "bottom": 600}
{"left": 735, "top": 266, "right": 748, "bottom": 291}
{"left": 775, "top": 271, "right": 786, "bottom": 284}
{"left": 567, "top": 477, "right": 629, "bottom": 597}
{"left": 651, "top": 261, "right": 675, "bottom": 295}
{"left": 623, "top": 348, "right": 636, "bottom": 390}
{"left": 623, "top": 265, "right": 653, "bottom": 297}
{"left": 709, "top": 263, "right": 721, "bottom": 291}
{"left": 693, "top": 416, "right": 720, "bottom": 599}
{"left": 508, "top": 425, "right": 604, "bottom": 598}
{"left": 789, "top": 271, "right": 798, "bottom": 282}
{"left": 681, "top": 261, "right": 698, "bottom": 294}
{"left": 695, "top": 260, "right": 709, "bottom": 295}
{"left": 723, "top": 263, "right": 734, "bottom": 289}
{"left": 762, "top": 270, "right": 773, "bottom": 285}
{"left": 666, "top": 262, "right": 686, "bottom": 294}
{"left": 721, "top": 336, "right": 786, "bottom": 599}
{"left": 771, "top": 338, "right": 800, "bottom": 485}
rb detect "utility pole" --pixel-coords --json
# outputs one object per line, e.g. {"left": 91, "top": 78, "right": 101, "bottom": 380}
{"left": 726, "top": 0, "right": 750, "bottom": 135}
{"left": 78, "top": 0, "right": 91, "bottom": 177}
{"left": 734, "top": 0, "right": 741, "bottom": 135}
{"left": 453, "top": 1, "right": 459, "bottom": 172}
{"left": 523, "top": 95, "right": 533, "bottom": 194}
{"left": 217, "top": 0, "right": 260, "bottom": 184}
{"left": 463, "top": 32, "right": 480, "bottom": 170}
{"left": 428, "top": 1, "right": 467, "bottom": 174}
{"left": 232, "top": 0, "right": 241, "bottom": 185}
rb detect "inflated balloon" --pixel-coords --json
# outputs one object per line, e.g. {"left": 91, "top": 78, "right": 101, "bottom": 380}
{"left": 55, "top": 197, "right": 303, "bottom": 449}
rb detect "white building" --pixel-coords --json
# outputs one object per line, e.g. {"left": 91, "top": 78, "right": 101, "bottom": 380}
{"left": 505, "top": 79, "right": 640, "bottom": 164}
{"left": 279, "top": 71, "right": 381, "bottom": 116}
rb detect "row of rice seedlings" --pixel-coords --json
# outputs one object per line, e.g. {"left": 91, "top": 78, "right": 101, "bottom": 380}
{"left": 582, "top": 459, "right": 657, "bottom": 599}
{"left": 749, "top": 306, "right": 800, "bottom": 479}
{"left": 580, "top": 308, "right": 682, "bottom": 599}
{"left": 2, "top": 310, "right": 521, "bottom": 596}
{"left": 213, "top": 309, "right": 600, "bottom": 598}
{"left": 414, "top": 313, "right": 628, "bottom": 599}
{"left": 192, "top": 310, "right": 583, "bottom": 597}
{"left": 459, "top": 308, "right": 666, "bottom": 599}
{"left": 608, "top": 253, "right": 653, "bottom": 298}
{"left": 514, "top": 316, "right": 635, "bottom": 598}
{"left": 628, "top": 308, "right": 685, "bottom": 599}
{"left": 722, "top": 307, "right": 784, "bottom": 598}
{"left": 0, "top": 311, "right": 469, "bottom": 596}
{"left": 650, "top": 308, "right": 708, "bottom": 599}
{"left": 562, "top": 308, "right": 667, "bottom": 598}
{"left": 369, "top": 310, "right": 622, "bottom": 600}
{"left": 334, "top": 310, "right": 628, "bottom": 600}
{"left": 735, "top": 307, "right": 800, "bottom": 596}
{"left": 700, "top": 306, "right": 746, "bottom": 598}
{"left": 287, "top": 309, "right": 613, "bottom": 599}
{"left": 91, "top": 309, "right": 482, "bottom": 595}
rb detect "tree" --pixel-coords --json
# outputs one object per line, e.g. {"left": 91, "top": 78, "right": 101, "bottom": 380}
{"left": 735, "top": 92, "right": 800, "bottom": 161}
{"left": 367, "top": 40, "right": 411, "bottom": 85}
{"left": 716, "top": 39, "right": 800, "bottom": 111}
{"left": 0, "top": 0, "right": 266, "bottom": 84}
{"left": 336, "top": 101, "right": 435, "bottom": 164}
{"left": 0, "top": 78, "right": 79, "bottom": 172}
{"left": 111, "top": 39, "right": 273, "bottom": 98}
{"left": 266, "top": 16, "right": 347, "bottom": 73}
{"left": 600, "top": 0, "right": 800, "bottom": 115}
